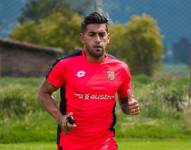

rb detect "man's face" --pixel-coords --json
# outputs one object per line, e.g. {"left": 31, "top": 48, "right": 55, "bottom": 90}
{"left": 80, "top": 24, "right": 110, "bottom": 58}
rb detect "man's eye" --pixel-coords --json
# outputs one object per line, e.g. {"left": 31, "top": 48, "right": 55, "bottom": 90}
{"left": 99, "top": 33, "right": 106, "bottom": 37}
{"left": 89, "top": 33, "right": 95, "bottom": 37}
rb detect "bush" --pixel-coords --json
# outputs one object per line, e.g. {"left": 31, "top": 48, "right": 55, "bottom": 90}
{"left": 0, "top": 78, "right": 41, "bottom": 119}
{"left": 135, "top": 76, "right": 189, "bottom": 118}
{"left": 0, "top": 84, "right": 40, "bottom": 118}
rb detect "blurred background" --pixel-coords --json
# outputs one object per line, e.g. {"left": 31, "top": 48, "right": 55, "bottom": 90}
{"left": 0, "top": 0, "right": 191, "bottom": 76}
{"left": 0, "top": 0, "right": 191, "bottom": 150}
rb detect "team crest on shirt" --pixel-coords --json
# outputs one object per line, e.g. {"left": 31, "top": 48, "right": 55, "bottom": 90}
{"left": 107, "top": 70, "right": 115, "bottom": 81}
{"left": 76, "top": 70, "right": 86, "bottom": 78}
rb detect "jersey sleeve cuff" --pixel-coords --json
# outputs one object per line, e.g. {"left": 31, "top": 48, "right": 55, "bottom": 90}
{"left": 47, "top": 77, "right": 62, "bottom": 88}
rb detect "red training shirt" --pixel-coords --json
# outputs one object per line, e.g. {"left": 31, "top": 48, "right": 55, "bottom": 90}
{"left": 46, "top": 49, "right": 132, "bottom": 150}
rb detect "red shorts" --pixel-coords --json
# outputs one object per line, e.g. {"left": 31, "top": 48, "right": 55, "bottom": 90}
{"left": 57, "top": 131, "right": 118, "bottom": 150}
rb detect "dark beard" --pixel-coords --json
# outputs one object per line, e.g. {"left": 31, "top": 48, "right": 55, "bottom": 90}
{"left": 86, "top": 47, "right": 104, "bottom": 58}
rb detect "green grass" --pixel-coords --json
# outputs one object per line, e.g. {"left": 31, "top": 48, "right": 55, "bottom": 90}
{"left": 118, "top": 139, "right": 191, "bottom": 150}
{"left": 0, "top": 112, "right": 57, "bottom": 143}
{"left": 0, "top": 139, "right": 191, "bottom": 150}
{"left": 0, "top": 76, "right": 190, "bottom": 143}
{"left": 1, "top": 110, "right": 191, "bottom": 143}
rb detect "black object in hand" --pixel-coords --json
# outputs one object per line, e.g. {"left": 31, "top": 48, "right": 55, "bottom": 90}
{"left": 67, "top": 116, "right": 75, "bottom": 124}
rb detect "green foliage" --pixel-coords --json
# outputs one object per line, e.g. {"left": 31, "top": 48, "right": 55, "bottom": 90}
{"left": 134, "top": 75, "right": 189, "bottom": 118}
{"left": 9, "top": 21, "right": 37, "bottom": 43}
{"left": 18, "top": 0, "right": 72, "bottom": 23}
{"left": 0, "top": 78, "right": 41, "bottom": 118}
{"left": 125, "top": 14, "right": 163, "bottom": 75}
{"left": 109, "top": 14, "right": 163, "bottom": 75}
{"left": 10, "top": 11, "right": 82, "bottom": 52}
{"left": 108, "top": 24, "right": 126, "bottom": 55}
{"left": 62, "top": 0, "right": 94, "bottom": 16}
{"left": 18, "top": 0, "right": 92, "bottom": 23}
{"left": 12, "top": 11, "right": 163, "bottom": 70}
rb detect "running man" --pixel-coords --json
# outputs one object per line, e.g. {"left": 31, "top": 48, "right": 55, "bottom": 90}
{"left": 38, "top": 12, "right": 140, "bottom": 150}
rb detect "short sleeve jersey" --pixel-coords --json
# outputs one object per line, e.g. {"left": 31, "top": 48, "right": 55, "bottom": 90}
{"left": 47, "top": 49, "right": 132, "bottom": 150}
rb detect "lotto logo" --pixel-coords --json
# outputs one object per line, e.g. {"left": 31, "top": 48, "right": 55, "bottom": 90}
{"left": 76, "top": 70, "right": 86, "bottom": 78}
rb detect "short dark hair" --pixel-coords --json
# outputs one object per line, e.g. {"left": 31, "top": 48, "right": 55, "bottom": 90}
{"left": 81, "top": 12, "right": 108, "bottom": 32}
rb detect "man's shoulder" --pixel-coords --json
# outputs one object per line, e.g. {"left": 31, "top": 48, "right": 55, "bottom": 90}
{"left": 59, "top": 50, "right": 82, "bottom": 61}
{"left": 63, "top": 50, "right": 83, "bottom": 59}
{"left": 107, "top": 54, "right": 128, "bottom": 68}
{"left": 55, "top": 50, "right": 83, "bottom": 63}
{"left": 46, "top": 50, "right": 83, "bottom": 78}
{"left": 48, "top": 50, "right": 82, "bottom": 70}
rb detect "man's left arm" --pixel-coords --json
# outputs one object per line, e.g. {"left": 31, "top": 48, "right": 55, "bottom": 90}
{"left": 117, "top": 64, "right": 140, "bottom": 115}
{"left": 118, "top": 90, "right": 140, "bottom": 115}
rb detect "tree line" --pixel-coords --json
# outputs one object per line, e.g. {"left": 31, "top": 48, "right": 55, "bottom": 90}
{"left": 10, "top": 0, "right": 163, "bottom": 76}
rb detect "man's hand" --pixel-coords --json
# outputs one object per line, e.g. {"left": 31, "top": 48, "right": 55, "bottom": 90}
{"left": 127, "top": 91, "right": 140, "bottom": 115}
{"left": 119, "top": 90, "right": 140, "bottom": 115}
{"left": 59, "top": 112, "right": 77, "bottom": 134}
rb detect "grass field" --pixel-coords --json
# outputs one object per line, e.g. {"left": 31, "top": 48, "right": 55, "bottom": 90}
{"left": 0, "top": 75, "right": 190, "bottom": 146}
{"left": 0, "top": 139, "right": 191, "bottom": 150}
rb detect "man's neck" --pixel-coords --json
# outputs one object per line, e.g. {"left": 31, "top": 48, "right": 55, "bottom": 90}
{"left": 85, "top": 50, "right": 105, "bottom": 63}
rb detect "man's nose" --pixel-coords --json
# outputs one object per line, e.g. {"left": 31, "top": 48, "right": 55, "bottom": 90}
{"left": 95, "top": 35, "right": 101, "bottom": 43}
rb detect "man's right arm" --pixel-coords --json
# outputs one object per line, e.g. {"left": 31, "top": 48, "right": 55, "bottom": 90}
{"left": 38, "top": 80, "right": 62, "bottom": 122}
{"left": 38, "top": 80, "right": 76, "bottom": 134}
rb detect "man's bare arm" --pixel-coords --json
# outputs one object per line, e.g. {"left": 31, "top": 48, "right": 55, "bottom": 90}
{"left": 38, "top": 80, "right": 76, "bottom": 134}
{"left": 38, "top": 80, "right": 62, "bottom": 122}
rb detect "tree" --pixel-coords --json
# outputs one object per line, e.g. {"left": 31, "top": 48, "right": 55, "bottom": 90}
{"left": 11, "top": 0, "right": 95, "bottom": 53}
{"left": 10, "top": 10, "right": 82, "bottom": 53}
{"left": 109, "top": 14, "right": 163, "bottom": 76}
{"left": 108, "top": 24, "right": 126, "bottom": 56}
{"left": 9, "top": 21, "right": 38, "bottom": 43}
{"left": 125, "top": 14, "right": 163, "bottom": 75}
{"left": 18, "top": 0, "right": 93, "bottom": 23}
{"left": 18, "top": 0, "right": 70, "bottom": 23}
{"left": 65, "top": 0, "right": 94, "bottom": 15}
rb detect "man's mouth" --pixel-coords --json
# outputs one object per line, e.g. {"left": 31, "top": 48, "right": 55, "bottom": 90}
{"left": 94, "top": 45, "right": 103, "bottom": 49}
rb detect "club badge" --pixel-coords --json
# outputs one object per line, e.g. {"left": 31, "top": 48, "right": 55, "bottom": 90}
{"left": 107, "top": 70, "right": 115, "bottom": 81}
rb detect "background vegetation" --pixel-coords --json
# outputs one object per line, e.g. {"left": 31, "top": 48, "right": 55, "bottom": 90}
{"left": 1, "top": 1, "right": 191, "bottom": 149}
{"left": 10, "top": 0, "right": 164, "bottom": 76}
{"left": 0, "top": 67, "right": 190, "bottom": 143}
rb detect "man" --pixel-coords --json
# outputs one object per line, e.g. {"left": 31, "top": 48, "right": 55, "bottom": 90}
{"left": 38, "top": 12, "right": 140, "bottom": 150}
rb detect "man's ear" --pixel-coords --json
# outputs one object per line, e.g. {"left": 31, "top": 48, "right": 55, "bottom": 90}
{"left": 107, "top": 32, "right": 110, "bottom": 44}
{"left": 80, "top": 33, "right": 85, "bottom": 44}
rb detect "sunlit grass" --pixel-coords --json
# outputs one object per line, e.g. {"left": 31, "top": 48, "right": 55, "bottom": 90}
{"left": 0, "top": 139, "right": 191, "bottom": 150}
